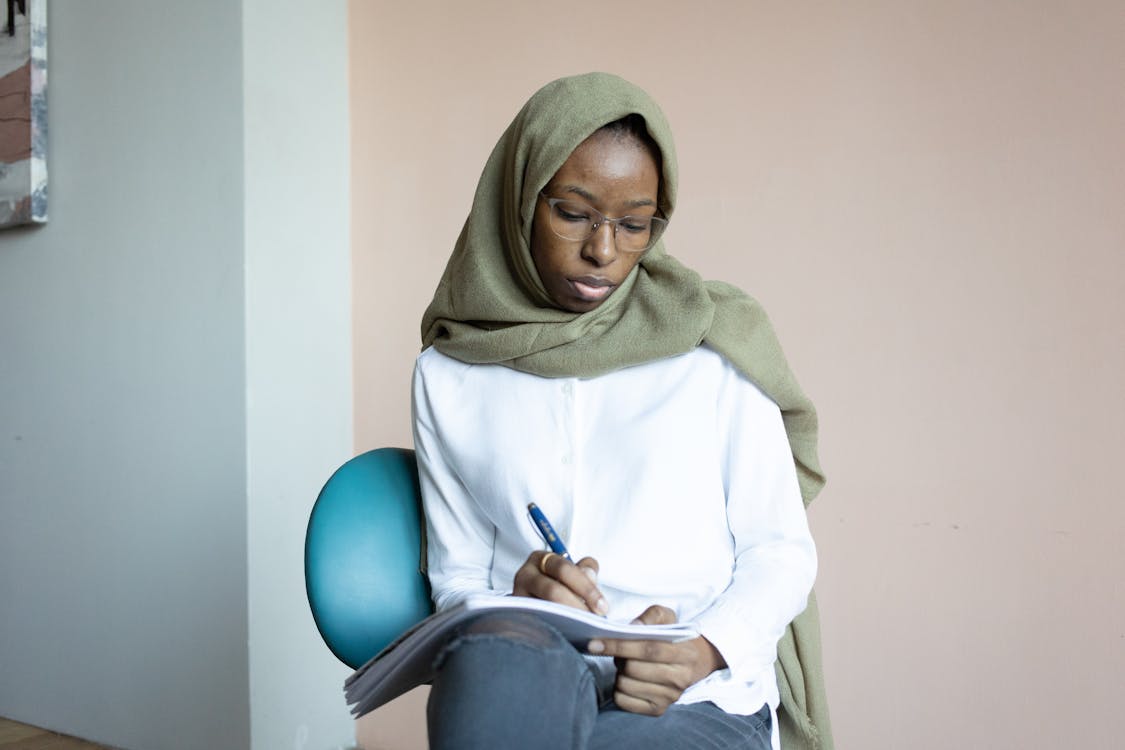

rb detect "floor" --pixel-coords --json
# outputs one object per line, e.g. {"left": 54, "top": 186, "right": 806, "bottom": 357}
{"left": 0, "top": 718, "right": 110, "bottom": 750}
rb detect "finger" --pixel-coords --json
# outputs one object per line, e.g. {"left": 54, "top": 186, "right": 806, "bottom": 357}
{"left": 516, "top": 552, "right": 607, "bottom": 614}
{"left": 632, "top": 604, "right": 677, "bottom": 626}
{"left": 612, "top": 690, "right": 665, "bottom": 717}
{"left": 616, "top": 672, "right": 683, "bottom": 704}
{"left": 512, "top": 554, "right": 583, "bottom": 609}
{"left": 588, "top": 637, "right": 677, "bottom": 663}
{"left": 545, "top": 554, "right": 608, "bottom": 615}
{"left": 512, "top": 551, "right": 565, "bottom": 590}
{"left": 511, "top": 554, "right": 546, "bottom": 596}
{"left": 516, "top": 572, "right": 592, "bottom": 610}
{"left": 575, "top": 556, "right": 599, "bottom": 584}
{"left": 613, "top": 673, "right": 681, "bottom": 716}
{"left": 617, "top": 657, "right": 694, "bottom": 692}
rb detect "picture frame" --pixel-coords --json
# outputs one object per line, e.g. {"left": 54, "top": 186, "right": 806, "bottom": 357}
{"left": 1, "top": 0, "right": 47, "bottom": 229}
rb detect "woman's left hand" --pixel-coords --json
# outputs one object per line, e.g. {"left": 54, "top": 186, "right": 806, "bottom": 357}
{"left": 587, "top": 605, "right": 726, "bottom": 716}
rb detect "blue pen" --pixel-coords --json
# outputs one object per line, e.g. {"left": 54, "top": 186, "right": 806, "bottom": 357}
{"left": 527, "top": 503, "right": 572, "bottom": 562}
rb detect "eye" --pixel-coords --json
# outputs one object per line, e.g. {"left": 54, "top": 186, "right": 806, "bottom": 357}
{"left": 620, "top": 217, "right": 651, "bottom": 234}
{"left": 555, "top": 202, "right": 593, "bottom": 223}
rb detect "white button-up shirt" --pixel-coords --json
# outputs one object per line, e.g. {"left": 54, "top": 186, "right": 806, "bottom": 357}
{"left": 412, "top": 344, "right": 816, "bottom": 731}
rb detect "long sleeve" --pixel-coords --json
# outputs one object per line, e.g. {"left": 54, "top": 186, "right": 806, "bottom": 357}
{"left": 690, "top": 364, "right": 818, "bottom": 685}
{"left": 412, "top": 359, "right": 508, "bottom": 611}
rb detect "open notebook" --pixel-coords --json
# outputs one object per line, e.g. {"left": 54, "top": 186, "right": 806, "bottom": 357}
{"left": 344, "top": 594, "right": 698, "bottom": 717}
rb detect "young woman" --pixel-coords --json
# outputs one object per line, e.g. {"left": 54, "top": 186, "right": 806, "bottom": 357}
{"left": 413, "top": 73, "right": 831, "bottom": 750}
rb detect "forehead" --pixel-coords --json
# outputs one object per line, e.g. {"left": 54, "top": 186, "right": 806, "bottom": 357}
{"left": 546, "top": 131, "right": 660, "bottom": 199}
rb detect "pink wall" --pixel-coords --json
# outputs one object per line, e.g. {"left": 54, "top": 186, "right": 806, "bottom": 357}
{"left": 350, "top": 2, "right": 1125, "bottom": 747}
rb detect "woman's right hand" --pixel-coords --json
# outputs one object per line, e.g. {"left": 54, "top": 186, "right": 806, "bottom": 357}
{"left": 512, "top": 551, "right": 609, "bottom": 616}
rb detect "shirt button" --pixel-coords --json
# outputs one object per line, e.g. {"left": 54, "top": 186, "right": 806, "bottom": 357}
{"left": 561, "top": 454, "right": 571, "bottom": 465}
{"left": 562, "top": 382, "right": 573, "bottom": 396}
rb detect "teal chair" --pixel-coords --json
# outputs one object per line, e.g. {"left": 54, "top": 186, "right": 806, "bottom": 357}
{"left": 305, "top": 447, "right": 434, "bottom": 669}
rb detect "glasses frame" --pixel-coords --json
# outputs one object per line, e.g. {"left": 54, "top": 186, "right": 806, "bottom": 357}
{"left": 538, "top": 193, "right": 667, "bottom": 253}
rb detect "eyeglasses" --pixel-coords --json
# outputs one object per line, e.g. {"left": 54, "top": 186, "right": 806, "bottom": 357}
{"left": 539, "top": 193, "right": 668, "bottom": 253}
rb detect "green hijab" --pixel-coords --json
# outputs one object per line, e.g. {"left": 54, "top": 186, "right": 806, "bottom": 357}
{"left": 421, "top": 72, "right": 832, "bottom": 750}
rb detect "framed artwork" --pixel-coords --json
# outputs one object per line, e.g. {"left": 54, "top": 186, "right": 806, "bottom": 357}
{"left": 1, "top": 0, "right": 46, "bottom": 229}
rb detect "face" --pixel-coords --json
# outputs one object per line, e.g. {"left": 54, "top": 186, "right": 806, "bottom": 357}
{"left": 530, "top": 131, "right": 660, "bottom": 313}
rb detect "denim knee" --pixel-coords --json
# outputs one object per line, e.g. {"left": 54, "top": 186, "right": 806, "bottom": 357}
{"left": 428, "top": 612, "right": 598, "bottom": 750}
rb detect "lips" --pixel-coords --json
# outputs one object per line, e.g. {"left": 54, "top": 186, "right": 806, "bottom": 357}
{"left": 569, "top": 276, "right": 615, "bottom": 302}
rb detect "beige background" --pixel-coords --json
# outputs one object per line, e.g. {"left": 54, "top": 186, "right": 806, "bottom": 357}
{"left": 350, "top": 1, "right": 1125, "bottom": 748}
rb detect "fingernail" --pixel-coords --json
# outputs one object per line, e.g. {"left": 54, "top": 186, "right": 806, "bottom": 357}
{"left": 587, "top": 639, "right": 604, "bottom": 654}
{"left": 595, "top": 598, "right": 609, "bottom": 615}
{"left": 629, "top": 618, "right": 642, "bottom": 625}
{"left": 584, "top": 568, "right": 598, "bottom": 583}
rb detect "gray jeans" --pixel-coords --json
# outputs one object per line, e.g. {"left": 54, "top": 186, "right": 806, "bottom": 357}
{"left": 426, "top": 612, "right": 772, "bottom": 750}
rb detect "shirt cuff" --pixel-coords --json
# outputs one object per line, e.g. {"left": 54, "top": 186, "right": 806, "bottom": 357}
{"left": 692, "top": 597, "right": 788, "bottom": 685}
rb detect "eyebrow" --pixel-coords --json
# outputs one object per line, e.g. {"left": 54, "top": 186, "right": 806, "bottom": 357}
{"left": 559, "top": 184, "right": 657, "bottom": 210}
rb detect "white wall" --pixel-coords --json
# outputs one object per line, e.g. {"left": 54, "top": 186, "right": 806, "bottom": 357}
{"left": 242, "top": 2, "right": 355, "bottom": 749}
{"left": 0, "top": 2, "right": 355, "bottom": 748}
{"left": 0, "top": 2, "right": 249, "bottom": 747}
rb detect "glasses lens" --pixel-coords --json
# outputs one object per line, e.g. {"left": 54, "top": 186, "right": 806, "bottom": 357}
{"left": 547, "top": 199, "right": 597, "bottom": 242}
{"left": 615, "top": 215, "right": 667, "bottom": 252}
{"left": 547, "top": 198, "right": 667, "bottom": 252}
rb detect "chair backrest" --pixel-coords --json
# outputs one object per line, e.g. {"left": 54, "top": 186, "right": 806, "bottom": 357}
{"left": 305, "top": 447, "right": 434, "bottom": 669}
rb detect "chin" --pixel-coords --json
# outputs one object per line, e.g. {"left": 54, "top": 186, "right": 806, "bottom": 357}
{"left": 547, "top": 280, "right": 618, "bottom": 313}
{"left": 558, "top": 296, "right": 606, "bottom": 314}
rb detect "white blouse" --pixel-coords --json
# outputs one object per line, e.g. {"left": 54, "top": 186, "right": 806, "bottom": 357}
{"left": 412, "top": 344, "right": 816, "bottom": 730}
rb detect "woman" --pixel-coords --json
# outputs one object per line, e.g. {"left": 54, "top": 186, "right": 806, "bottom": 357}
{"left": 413, "top": 72, "right": 831, "bottom": 750}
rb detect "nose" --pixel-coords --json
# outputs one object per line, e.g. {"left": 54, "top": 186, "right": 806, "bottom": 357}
{"left": 580, "top": 221, "right": 617, "bottom": 267}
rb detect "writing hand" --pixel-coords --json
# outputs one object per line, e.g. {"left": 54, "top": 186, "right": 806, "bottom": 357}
{"left": 587, "top": 604, "right": 726, "bottom": 716}
{"left": 512, "top": 551, "right": 609, "bottom": 616}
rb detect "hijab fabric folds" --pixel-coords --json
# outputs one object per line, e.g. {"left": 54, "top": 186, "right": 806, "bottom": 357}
{"left": 421, "top": 73, "right": 832, "bottom": 750}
